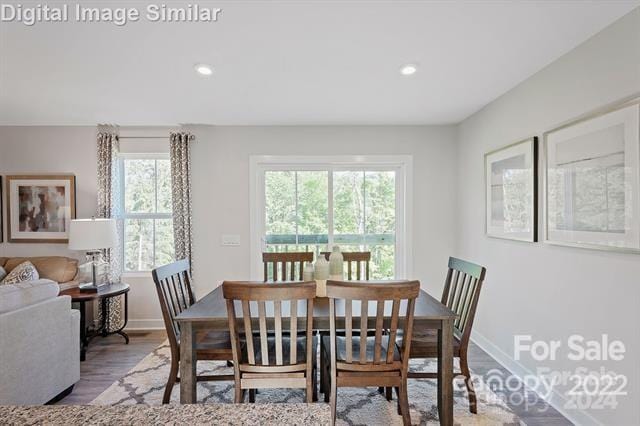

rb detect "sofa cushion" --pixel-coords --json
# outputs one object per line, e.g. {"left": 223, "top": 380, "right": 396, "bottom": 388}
{"left": 0, "top": 279, "right": 60, "bottom": 314}
{"left": 3, "top": 257, "right": 78, "bottom": 283}
{"left": 0, "top": 266, "right": 6, "bottom": 282}
{"left": 2, "top": 261, "right": 39, "bottom": 285}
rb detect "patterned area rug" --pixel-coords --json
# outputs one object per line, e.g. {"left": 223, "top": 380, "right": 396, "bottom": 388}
{"left": 91, "top": 342, "right": 523, "bottom": 425}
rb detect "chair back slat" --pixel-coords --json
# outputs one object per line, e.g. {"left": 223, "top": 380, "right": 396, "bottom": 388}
{"left": 345, "top": 300, "right": 353, "bottom": 363}
{"left": 222, "top": 281, "right": 316, "bottom": 370}
{"left": 359, "top": 300, "right": 369, "bottom": 364}
{"left": 262, "top": 252, "right": 313, "bottom": 282}
{"left": 386, "top": 299, "right": 400, "bottom": 364}
{"left": 373, "top": 301, "right": 385, "bottom": 364}
{"left": 274, "top": 300, "right": 283, "bottom": 365}
{"left": 458, "top": 278, "right": 477, "bottom": 331}
{"left": 241, "top": 301, "right": 255, "bottom": 365}
{"left": 290, "top": 300, "right": 298, "bottom": 364}
{"left": 152, "top": 259, "right": 196, "bottom": 358}
{"left": 258, "top": 301, "right": 269, "bottom": 365}
{"left": 327, "top": 280, "right": 420, "bottom": 368}
{"left": 322, "top": 251, "right": 371, "bottom": 280}
{"left": 441, "top": 257, "right": 487, "bottom": 345}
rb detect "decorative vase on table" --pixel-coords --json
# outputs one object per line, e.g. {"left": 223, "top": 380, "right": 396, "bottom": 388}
{"left": 314, "top": 254, "right": 329, "bottom": 297}
{"left": 329, "top": 245, "right": 344, "bottom": 280}
{"left": 303, "top": 262, "right": 315, "bottom": 281}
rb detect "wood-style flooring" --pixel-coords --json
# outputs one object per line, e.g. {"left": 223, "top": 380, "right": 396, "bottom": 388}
{"left": 56, "top": 330, "right": 572, "bottom": 425}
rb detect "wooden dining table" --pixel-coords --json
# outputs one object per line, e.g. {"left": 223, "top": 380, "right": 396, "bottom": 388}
{"left": 175, "top": 286, "right": 457, "bottom": 426}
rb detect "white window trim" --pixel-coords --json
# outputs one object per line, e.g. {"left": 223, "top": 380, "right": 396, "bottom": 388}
{"left": 119, "top": 152, "right": 172, "bottom": 275}
{"left": 249, "top": 155, "right": 413, "bottom": 281}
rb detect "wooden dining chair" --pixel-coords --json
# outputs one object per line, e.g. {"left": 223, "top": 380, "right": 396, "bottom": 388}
{"left": 262, "top": 252, "right": 314, "bottom": 281}
{"left": 403, "top": 257, "right": 487, "bottom": 414}
{"left": 152, "top": 259, "right": 234, "bottom": 404}
{"left": 321, "top": 280, "right": 420, "bottom": 425}
{"left": 222, "top": 280, "right": 318, "bottom": 403}
{"left": 322, "top": 251, "right": 371, "bottom": 280}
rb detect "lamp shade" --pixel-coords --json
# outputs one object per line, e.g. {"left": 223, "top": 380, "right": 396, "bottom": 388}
{"left": 68, "top": 218, "right": 117, "bottom": 250}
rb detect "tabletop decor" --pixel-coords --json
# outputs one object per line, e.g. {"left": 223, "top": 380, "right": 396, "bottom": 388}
{"left": 5, "top": 174, "right": 76, "bottom": 243}
{"left": 328, "top": 245, "right": 344, "bottom": 279}
{"left": 485, "top": 137, "right": 537, "bottom": 242}
{"left": 302, "top": 261, "right": 314, "bottom": 281}
{"left": 543, "top": 96, "right": 640, "bottom": 252}
{"left": 313, "top": 254, "right": 329, "bottom": 297}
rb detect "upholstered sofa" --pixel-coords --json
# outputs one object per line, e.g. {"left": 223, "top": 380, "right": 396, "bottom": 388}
{"left": 0, "top": 256, "right": 81, "bottom": 405}
{"left": 0, "top": 256, "right": 80, "bottom": 290}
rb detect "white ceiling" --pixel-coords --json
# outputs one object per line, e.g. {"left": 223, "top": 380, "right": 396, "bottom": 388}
{"left": 0, "top": 1, "right": 638, "bottom": 126}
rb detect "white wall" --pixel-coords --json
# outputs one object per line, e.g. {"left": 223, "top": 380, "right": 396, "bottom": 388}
{"left": 456, "top": 9, "right": 640, "bottom": 426}
{"left": 0, "top": 126, "right": 98, "bottom": 258}
{"left": 187, "top": 125, "right": 458, "bottom": 299}
{"left": 0, "top": 126, "right": 164, "bottom": 329}
{"left": 0, "top": 125, "right": 458, "bottom": 329}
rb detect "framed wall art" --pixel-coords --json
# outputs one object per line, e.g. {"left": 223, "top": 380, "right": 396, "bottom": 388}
{"left": 485, "top": 137, "right": 538, "bottom": 242}
{"left": 0, "top": 176, "right": 3, "bottom": 242}
{"left": 543, "top": 96, "right": 640, "bottom": 253}
{"left": 5, "top": 175, "right": 76, "bottom": 243}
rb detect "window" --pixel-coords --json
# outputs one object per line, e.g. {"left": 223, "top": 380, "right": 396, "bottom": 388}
{"left": 252, "top": 156, "right": 411, "bottom": 280}
{"left": 120, "top": 154, "right": 174, "bottom": 272}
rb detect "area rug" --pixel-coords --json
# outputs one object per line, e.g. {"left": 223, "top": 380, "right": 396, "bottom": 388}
{"left": 91, "top": 342, "right": 523, "bottom": 425}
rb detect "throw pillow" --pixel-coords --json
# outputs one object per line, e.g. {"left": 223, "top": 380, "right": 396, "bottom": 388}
{"left": 1, "top": 261, "right": 40, "bottom": 285}
{"left": 0, "top": 266, "right": 6, "bottom": 282}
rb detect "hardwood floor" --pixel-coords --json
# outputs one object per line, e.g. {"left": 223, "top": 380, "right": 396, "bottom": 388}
{"left": 56, "top": 330, "right": 167, "bottom": 405}
{"left": 56, "top": 330, "right": 572, "bottom": 425}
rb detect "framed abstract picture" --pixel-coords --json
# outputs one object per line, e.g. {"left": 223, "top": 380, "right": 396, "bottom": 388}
{"left": 5, "top": 175, "right": 76, "bottom": 243}
{"left": 485, "top": 137, "right": 538, "bottom": 242}
{"left": 0, "top": 176, "right": 3, "bottom": 242}
{"left": 543, "top": 97, "right": 640, "bottom": 253}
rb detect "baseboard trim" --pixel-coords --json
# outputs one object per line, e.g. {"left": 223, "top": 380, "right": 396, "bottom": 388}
{"left": 471, "top": 330, "right": 602, "bottom": 426}
{"left": 125, "top": 319, "right": 165, "bottom": 331}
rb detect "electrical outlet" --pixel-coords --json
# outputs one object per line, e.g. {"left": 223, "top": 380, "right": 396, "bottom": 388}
{"left": 221, "top": 234, "right": 240, "bottom": 246}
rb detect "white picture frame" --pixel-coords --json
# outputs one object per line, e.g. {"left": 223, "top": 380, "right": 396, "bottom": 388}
{"left": 485, "top": 137, "right": 538, "bottom": 242}
{"left": 543, "top": 97, "right": 640, "bottom": 253}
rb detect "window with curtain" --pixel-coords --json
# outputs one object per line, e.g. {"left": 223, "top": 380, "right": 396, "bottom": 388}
{"left": 120, "top": 154, "right": 175, "bottom": 272}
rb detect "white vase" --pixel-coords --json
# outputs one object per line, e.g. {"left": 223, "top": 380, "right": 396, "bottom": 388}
{"left": 314, "top": 254, "right": 329, "bottom": 280}
{"left": 329, "top": 245, "right": 344, "bottom": 279}
{"left": 303, "top": 262, "right": 315, "bottom": 281}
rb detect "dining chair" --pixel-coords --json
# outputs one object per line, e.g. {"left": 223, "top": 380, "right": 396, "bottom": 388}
{"left": 262, "top": 252, "right": 314, "bottom": 281}
{"left": 321, "top": 280, "right": 420, "bottom": 425}
{"left": 152, "top": 259, "right": 234, "bottom": 404}
{"left": 402, "top": 257, "right": 487, "bottom": 413}
{"left": 222, "top": 280, "right": 318, "bottom": 403}
{"left": 322, "top": 251, "right": 371, "bottom": 280}
{"left": 318, "top": 250, "right": 372, "bottom": 394}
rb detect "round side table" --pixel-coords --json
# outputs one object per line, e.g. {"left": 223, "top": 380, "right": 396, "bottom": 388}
{"left": 60, "top": 282, "right": 130, "bottom": 361}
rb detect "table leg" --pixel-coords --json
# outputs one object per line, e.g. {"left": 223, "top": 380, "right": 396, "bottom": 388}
{"left": 78, "top": 301, "right": 88, "bottom": 362}
{"left": 101, "top": 296, "right": 109, "bottom": 337}
{"left": 180, "top": 321, "right": 197, "bottom": 403}
{"left": 114, "top": 292, "right": 130, "bottom": 344}
{"left": 438, "top": 318, "right": 454, "bottom": 426}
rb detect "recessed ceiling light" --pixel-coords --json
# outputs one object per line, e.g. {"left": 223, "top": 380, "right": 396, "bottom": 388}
{"left": 400, "top": 64, "right": 418, "bottom": 76}
{"left": 195, "top": 64, "right": 213, "bottom": 76}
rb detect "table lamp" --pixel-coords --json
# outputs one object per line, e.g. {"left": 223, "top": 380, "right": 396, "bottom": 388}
{"left": 69, "top": 218, "right": 117, "bottom": 292}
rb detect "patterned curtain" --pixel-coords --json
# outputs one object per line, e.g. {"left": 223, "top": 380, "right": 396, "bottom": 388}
{"left": 170, "top": 132, "right": 194, "bottom": 273}
{"left": 97, "top": 127, "right": 123, "bottom": 331}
